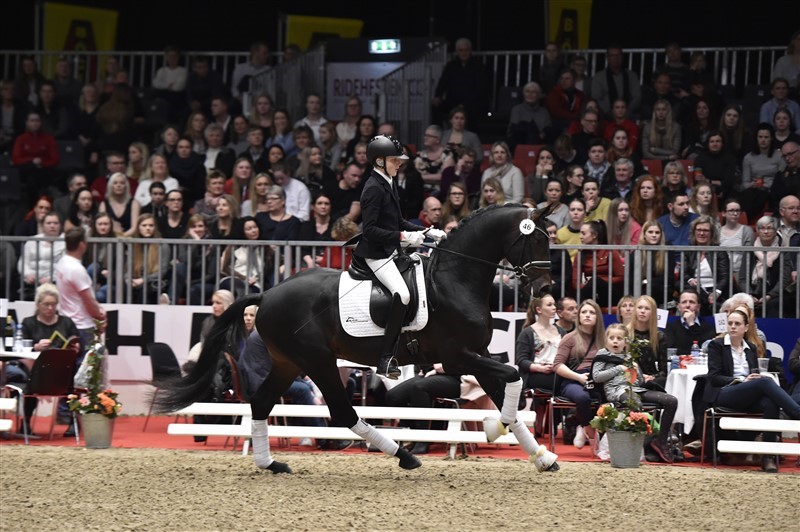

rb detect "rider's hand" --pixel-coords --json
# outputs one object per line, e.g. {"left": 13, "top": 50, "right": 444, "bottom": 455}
{"left": 426, "top": 228, "right": 447, "bottom": 243}
{"left": 401, "top": 231, "right": 425, "bottom": 247}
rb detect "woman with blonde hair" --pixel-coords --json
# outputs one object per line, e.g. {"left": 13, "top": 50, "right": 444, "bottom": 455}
{"left": 479, "top": 176, "right": 505, "bottom": 208}
{"left": 126, "top": 213, "right": 170, "bottom": 304}
{"left": 127, "top": 142, "right": 150, "bottom": 182}
{"left": 208, "top": 193, "right": 242, "bottom": 239}
{"left": 98, "top": 172, "right": 140, "bottom": 236}
{"left": 184, "top": 111, "right": 208, "bottom": 154}
{"left": 629, "top": 174, "right": 664, "bottom": 225}
{"left": 241, "top": 172, "right": 272, "bottom": 217}
{"left": 481, "top": 141, "right": 523, "bottom": 203}
{"left": 248, "top": 92, "right": 274, "bottom": 136}
{"left": 615, "top": 295, "right": 635, "bottom": 326}
{"left": 627, "top": 295, "right": 667, "bottom": 386}
{"left": 633, "top": 220, "right": 674, "bottom": 306}
{"left": 641, "top": 99, "right": 681, "bottom": 161}
{"left": 688, "top": 181, "right": 718, "bottom": 219}
{"left": 134, "top": 154, "right": 178, "bottom": 207}
{"left": 661, "top": 161, "right": 690, "bottom": 207}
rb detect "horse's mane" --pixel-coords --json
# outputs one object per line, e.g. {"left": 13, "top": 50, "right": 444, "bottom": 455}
{"left": 440, "top": 203, "right": 525, "bottom": 249}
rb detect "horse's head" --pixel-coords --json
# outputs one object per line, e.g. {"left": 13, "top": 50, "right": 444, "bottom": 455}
{"left": 505, "top": 204, "right": 555, "bottom": 297}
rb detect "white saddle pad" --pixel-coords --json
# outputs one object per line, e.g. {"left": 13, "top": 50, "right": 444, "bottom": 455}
{"left": 338, "top": 256, "right": 429, "bottom": 338}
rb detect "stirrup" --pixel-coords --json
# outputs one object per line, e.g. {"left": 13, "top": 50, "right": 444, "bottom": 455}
{"left": 377, "top": 355, "right": 401, "bottom": 379}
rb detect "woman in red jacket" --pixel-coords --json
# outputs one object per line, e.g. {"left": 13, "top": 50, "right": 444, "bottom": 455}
{"left": 572, "top": 220, "right": 624, "bottom": 308}
{"left": 12, "top": 111, "right": 59, "bottom": 208}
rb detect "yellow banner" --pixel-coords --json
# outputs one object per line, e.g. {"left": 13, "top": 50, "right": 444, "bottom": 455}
{"left": 547, "top": 0, "right": 592, "bottom": 51}
{"left": 286, "top": 15, "right": 363, "bottom": 51}
{"left": 43, "top": 2, "right": 118, "bottom": 79}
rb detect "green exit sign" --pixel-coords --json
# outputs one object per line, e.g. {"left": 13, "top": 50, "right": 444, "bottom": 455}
{"left": 369, "top": 39, "right": 401, "bottom": 54}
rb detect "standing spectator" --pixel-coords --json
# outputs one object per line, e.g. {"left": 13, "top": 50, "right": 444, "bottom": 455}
{"left": 152, "top": 46, "right": 188, "bottom": 123}
{"left": 590, "top": 45, "right": 642, "bottom": 118}
{"left": 185, "top": 55, "right": 226, "bottom": 115}
{"left": 545, "top": 69, "right": 585, "bottom": 134}
{"left": 231, "top": 41, "right": 271, "bottom": 100}
{"left": 294, "top": 93, "right": 328, "bottom": 144}
{"left": 657, "top": 42, "right": 691, "bottom": 95}
{"left": 507, "top": 81, "right": 552, "bottom": 148}
{"left": 480, "top": 141, "right": 524, "bottom": 203}
{"left": 658, "top": 191, "right": 697, "bottom": 246}
{"left": 12, "top": 112, "right": 59, "bottom": 207}
{"left": 52, "top": 58, "right": 82, "bottom": 109}
{"left": 538, "top": 42, "right": 567, "bottom": 94}
{"left": 14, "top": 56, "right": 46, "bottom": 107}
{"left": 641, "top": 99, "right": 681, "bottom": 161}
{"left": 432, "top": 38, "right": 487, "bottom": 126}
{"left": 54, "top": 226, "right": 106, "bottom": 351}
{"left": 441, "top": 106, "right": 483, "bottom": 165}
{"left": 771, "top": 30, "right": 800, "bottom": 89}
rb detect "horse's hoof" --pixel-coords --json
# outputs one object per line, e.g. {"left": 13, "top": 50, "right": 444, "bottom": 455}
{"left": 483, "top": 417, "right": 508, "bottom": 443}
{"left": 266, "top": 461, "right": 293, "bottom": 474}
{"left": 396, "top": 447, "right": 422, "bottom": 470}
{"left": 530, "top": 446, "right": 559, "bottom": 472}
{"left": 547, "top": 461, "right": 560, "bottom": 472}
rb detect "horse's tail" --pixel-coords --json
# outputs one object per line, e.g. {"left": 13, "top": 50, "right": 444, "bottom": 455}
{"left": 154, "top": 293, "right": 264, "bottom": 413}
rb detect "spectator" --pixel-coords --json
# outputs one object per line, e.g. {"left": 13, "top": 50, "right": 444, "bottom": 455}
{"left": 759, "top": 78, "right": 800, "bottom": 130}
{"left": 169, "top": 137, "right": 206, "bottom": 203}
{"left": 527, "top": 146, "right": 560, "bottom": 204}
{"left": 323, "top": 162, "right": 363, "bottom": 223}
{"left": 231, "top": 41, "right": 271, "bottom": 100}
{"left": 600, "top": 158, "right": 635, "bottom": 202}
{"left": 269, "top": 163, "right": 311, "bottom": 222}
{"left": 410, "top": 196, "right": 442, "bottom": 229}
{"left": 581, "top": 177, "right": 610, "bottom": 223}
{"left": 641, "top": 99, "right": 681, "bottom": 161}
{"left": 219, "top": 216, "right": 265, "bottom": 295}
{"left": 718, "top": 104, "right": 752, "bottom": 166}
{"left": 478, "top": 176, "right": 505, "bottom": 208}
{"left": 152, "top": 46, "right": 188, "bottom": 122}
{"left": 172, "top": 214, "right": 216, "bottom": 305}
{"left": 776, "top": 194, "right": 799, "bottom": 245}
{"left": 297, "top": 146, "right": 336, "bottom": 191}
{"left": 695, "top": 131, "right": 737, "bottom": 200}
{"left": 665, "top": 289, "right": 716, "bottom": 354}
{"left": 737, "top": 215, "right": 783, "bottom": 316}
{"left": 158, "top": 189, "right": 190, "bottom": 239}
{"left": 771, "top": 30, "right": 800, "bottom": 89}
{"left": 657, "top": 191, "right": 697, "bottom": 247}
{"left": 440, "top": 181, "right": 471, "bottom": 222}
{"left": 154, "top": 124, "right": 180, "bottom": 162}
{"left": 97, "top": 172, "right": 140, "bottom": 236}
{"left": 439, "top": 146, "right": 480, "bottom": 199}
{"left": 86, "top": 213, "right": 116, "bottom": 305}
{"left": 17, "top": 212, "right": 65, "bottom": 300}
{"left": 688, "top": 182, "right": 718, "bottom": 220}
{"left": 414, "top": 124, "right": 451, "bottom": 187}
{"left": 683, "top": 215, "right": 730, "bottom": 315}
{"left": 544, "top": 220, "right": 572, "bottom": 299}
{"left": 590, "top": 45, "right": 642, "bottom": 118}
{"left": 201, "top": 123, "right": 236, "bottom": 177}
{"left": 192, "top": 170, "right": 226, "bottom": 223}
{"left": 572, "top": 220, "right": 624, "bottom": 308}
{"left": 555, "top": 296, "right": 578, "bottom": 333}
{"left": 184, "top": 112, "right": 208, "bottom": 155}
{"left": 54, "top": 173, "right": 88, "bottom": 223}
{"left": 508, "top": 81, "right": 552, "bottom": 148}
{"left": 34, "top": 81, "right": 73, "bottom": 139}
{"left": 396, "top": 148, "right": 426, "bottom": 220}
{"left": 315, "top": 216, "right": 359, "bottom": 270}
{"left": 210, "top": 97, "right": 233, "bottom": 144}
{"left": 318, "top": 122, "right": 342, "bottom": 173}
{"left": 553, "top": 299, "right": 605, "bottom": 451}
{"left": 640, "top": 72, "right": 682, "bottom": 123}
{"left": 52, "top": 58, "right": 82, "bottom": 109}
{"left": 12, "top": 112, "right": 59, "bottom": 207}
{"left": 633, "top": 220, "right": 674, "bottom": 307}
{"left": 266, "top": 109, "right": 296, "bottom": 157}
{"left": 94, "top": 84, "right": 136, "bottom": 157}
{"left": 630, "top": 174, "right": 664, "bottom": 225}
{"left": 681, "top": 97, "right": 715, "bottom": 159}
{"left": 225, "top": 157, "right": 255, "bottom": 206}
{"left": 605, "top": 127, "right": 643, "bottom": 175}
{"left": 740, "top": 124, "right": 784, "bottom": 220}
{"left": 134, "top": 154, "right": 178, "bottom": 208}
{"left": 557, "top": 197, "right": 585, "bottom": 262}
{"left": 96, "top": 56, "right": 120, "bottom": 97}
{"left": 64, "top": 186, "right": 98, "bottom": 232}
{"left": 602, "top": 99, "right": 639, "bottom": 151}
{"left": 627, "top": 295, "right": 668, "bottom": 387}
{"left": 582, "top": 138, "right": 610, "bottom": 186}
{"left": 605, "top": 197, "right": 640, "bottom": 247}
{"left": 294, "top": 93, "right": 327, "bottom": 144}
{"left": 657, "top": 41, "right": 691, "bottom": 95}
{"left": 126, "top": 142, "right": 150, "bottom": 183}
{"left": 772, "top": 108, "right": 800, "bottom": 151}
{"left": 615, "top": 295, "right": 635, "bottom": 325}
{"left": 89, "top": 150, "right": 137, "bottom": 204}
{"left": 720, "top": 198, "right": 755, "bottom": 274}
{"left": 297, "top": 193, "right": 333, "bottom": 268}
{"left": 432, "top": 37, "right": 487, "bottom": 125}
{"left": 481, "top": 141, "right": 523, "bottom": 203}
{"left": 74, "top": 84, "right": 101, "bottom": 162}
{"left": 343, "top": 115, "right": 376, "bottom": 163}
{"left": 555, "top": 133, "right": 583, "bottom": 169}
{"left": 248, "top": 92, "right": 274, "bottom": 137}
{"left": 254, "top": 185, "right": 300, "bottom": 240}
{"left": 185, "top": 55, "right": 226, "bottom": 115}
{"left": 570, "top": 55, "right": 590, "bottom": 93}
{"left": 237, "top": 126, "right": 268, "bottom": 174}
{"left": 139, "top": 182, "right": 167, "bottom": 223}
{"left": 441, "top": 106, "right": 483, "bottom": 165}
{"left": 545, "top": 69, "right": 584, "bottom": 134}
{"left": 226, "top": 115, "right": 250, "bottom": 156}
{"left": 335, "top": 96, "right": 361, "bottom": 148}
{"left": 537, "top": 179, "right": 568, "bottom": 228}
{"left": 241, "top": 172, "right": 273, "bottom": 217}
{"left": 208, "top": 194, "right": 242, "bottom": 240}
{"left": 774, "top": 143, "right": 800, "bottom": 207}
{"left": 561, "top": 164, "right": 584, "bottom": 205}
{"left": 0, "top": 80, "right": 26, "bottom": 153}
{"left": 13, "top": 55, "right": 46, "bottom": 107}
{"left": 660, "top": 161, "right": 691, "bottom": 208}
{"left": 286, "top": 125, "right": 314, "bottom": 172}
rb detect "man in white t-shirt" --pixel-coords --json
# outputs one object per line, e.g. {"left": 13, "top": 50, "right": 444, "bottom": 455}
{"left": 271, "top": 163, "right": 311, "bottom": 222}
{"left": 55, "top": 227, "right": 106, "bottom": 351}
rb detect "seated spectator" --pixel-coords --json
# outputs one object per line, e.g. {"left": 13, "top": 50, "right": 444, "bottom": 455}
{"left": 694, "top": 131, "right": 737, "bottom": 200}
{"left": 605, "top": 197, "right": 640, "bottom": 247}
{"left": 592, "top": 323, "right": 677, "bottom": 462}
{"left": 266, "top": 144, "right": 286, "bottom": 174}
{"left": 688, "top": 182, "right": 718, "bottom": 220}
{"left": 626, "top": 296, "right": 667, "bottom": 387}
{"left": 34, "top": 81, "right": 73, "bottom": 139}
{"left": 414, "top": 124, "right": 451, "bottom": 187}
{"left": 556, "top": 197, "right": 585, "bottom": 262}
{"left": 681, "top": 97, "right": 715, "bottom": 159}
{"left": 296, "top": 146, "right": 336, "bottom": 191}
{"left": 210, "top": 97, "right": 233, "bottom": 144}
{"left": 208, "top": 194, "right": 242, "bottom": 240}
{"left": 553, "top": 299, "right": 605, "bottom": 451}
{"left": 599, "top": 158, "right": 635, "bottom": 202}
{"left": 249, "top": 92, "right": 274, "bottom": 137}
{"left": 439, "top": 146, "right": 480, "bottom": 200}
{"left": 231, "top": 41, "right": 271, "bottom": 100}
{"left": 658, "top": 191, "right": 697, "bottom": 247}
{"left": 703, "top": 306, "right": 800, "bottom": 472}
{"left": 561, "top": 164, "right": 585, "bottom": 206}
{"left": 633, "top": 220, "right": 675, "bottom": 307}
{"left": 630, "top": 174, "right": 664, "bottom": 225}
{"left": 605, "top": 128, "right": 643, "bottom": 176}
{"left": 98, "top": 172, "right": 140, "bottom": 236}
{"left": 286, "top": 125, "right": 314, "bottom": 173}
{"left": 294, "top": 93, "right": 327, "bottom": 144}
{"left": 737, "top": 216, "right": 787, "bottom": 317}
{"left": 570, "top": 108, "right": 602, "bottom": 159}
{"left": 173, "top": 214, "right": 218, "bottom": 305}
{"left": 572, "top": 220, "right": 624, "bottom": 309}
{"left": 87, "top": 213, "right": 115, "bottom": 303}
{"left": 315, "top": 217, "right": 359, "bottom": 270}
{"left": 441, "top": 105, "right": 483, "bottom": 165}
{"left": 185, "top": 55, "right": 225, "bottom": 116}
{"left": 169, "top": 137, "right": 207, "bottom": 204}
{"left": 759, "top": 77, "right": 800, "bottom": 130}
{"left": 241, "top": 173, "right": 273, "bottom": 217}
{"left": 240, "top": 127, "right": 269, "bottom": 174}
{"left": 554, "top": 133, "right": 583, "bottom": 170}
{"left": 225, "top": 158, "right": 255, "bottom": 206}
{"left": 54, "top": 173, "right": 88, "bottom": 223}
{"left": 640, "top": 71, "right": 682, "bottom": 123}
{"left": 139, "top": 182, "right": 167, "bottom": 223}
{"left": 581, "top": 177, "right": 610, "bottom": 223}
{"left": 94, "top": 84, "right": 137, "bottom": 157}
{"left": 154, "top": 124, "right": 180, "bottom": 162}
{"left": 266, "top": 109, "right": 296, "bottom": 157}
{"left": 254, "top": 185, "right": 300, "bottom": 240}
{"left": 776, "top": 195, "right": 800, "bottom": 246}
{"left": 158, "top": 189, "right": 190, "bottom": 239}
{"left": 192, "top": 170, "right": 226, "bottom": 222}
{"left": 126, "top": 142, "right": 150, "bottom": 184}
{"left": 12, "top": 112, "right": 59, "bottom": 207}
{"left": 544, "top": 69, "right": 584, "bottom": 134}
{"left": 134, "top": 154, "right": 179, "bottom": 208}
{"left": 616, "top": 295, "right": 635, "bottom": 326}
{"left": 718, "top": 105, "right": 752, "bottom": 167}
{"left": 184, "top": 112, "right": 208, "bottom": 155}
{"left": 269, "top": 163, "right": 311, "bottom": 222}
{"left": 660, "top": 161, "right": 691, "bottom": 207}
{"left": 298, "top": 193, "right": 333, "bottom": 268}
{"left": 583, "top": 138, "right": 612, "bottom": 187}
{"left": 14, "top": 55, "right": 46, "bottom": 107}
{"left": 344, "top": 115, "right": 376, "bottom": 163}
{"left": 740, "top": 124, "right": 784, "bottom": 220}
{"left": 440, "top": 178, "right": 472, "bottom": 225}
{"left": 481, "top": 141, "right": 523, "bottom": 203}
{"left": 318, "top": 122, "right": 342, "bottom": 173}
{"left": 665, "top": 289, "right": 716, "bottom": 355}
{"left": 508, "top": 81, "right": 552, "bottom": 148}
{"left": 125, "top": 214, "right": 170, "bottom": 304}
{"left": 641, "top": 99, "right": 681, "bottom": 161}
{"left": 219, "top": 216, "right": 265, "bottom": 295}
{"left": 720, "top": 198, "right": 755, "bottom": 274}
{"left": 51, "top": 59, "right": 80, "bottom": 109}
{"left": 478, "top": 176, "right": 505, "bottom": 208}
{"left": 0, "top": 80, "right": 26, "bottom": 153}
{"left": 544, "top": 220, "right": 572, "bottom": 299}
{"left": 537, "top": 179, "right": 568, "bottom": 229}
{"left": 17, "top": 212, "right": 65, "bottom": 300}
{"left": 773, "top": 108, "right": 800, "bottom": 151}
{"left": 14, "top": 195, "right": 53, "bottom": 244}
{"left": 682, "top": 215, "right": 730, "bottom": 315}
{"left": 64, "top": 186, "right": 98, "bottom": 232}
{"left": 527, "top": 146, "right": 561, "bottom": 204}
{"left": 323, "top": 162, "right": 363, "bottom": 223}
{"left": 555, "top": 296, "right": 578, "bottom": 333}
{"left": 602, "top": 99, "right": 640, "bottom": 151}
{"left": 335, "top": 96, "right": 361, "bottom": 148}
{"left": 199, "top": 123, "right": 235, "bottom": 178}
{"left": 226, "top": 115, "right": 250, "bottom": 155}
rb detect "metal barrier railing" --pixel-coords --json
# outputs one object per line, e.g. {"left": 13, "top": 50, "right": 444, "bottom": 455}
{"left": 3, "top": 236, "right": 798, "bottom": 318}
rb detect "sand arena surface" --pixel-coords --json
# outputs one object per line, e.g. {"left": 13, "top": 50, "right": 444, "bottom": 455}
{"left": 0, "top": 446, "right": 795, "bottom": 531}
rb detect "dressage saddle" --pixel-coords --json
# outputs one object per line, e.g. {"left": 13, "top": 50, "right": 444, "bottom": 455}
{"left": 348, "top": 254, "right": 423, "bottom": 328}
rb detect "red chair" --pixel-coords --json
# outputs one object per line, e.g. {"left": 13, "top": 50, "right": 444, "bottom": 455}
{"left": 513, "top": 144, "right": 541, "bottom": 177}
{"left": 641, "top": 159, "right": 663, "bottom": 178}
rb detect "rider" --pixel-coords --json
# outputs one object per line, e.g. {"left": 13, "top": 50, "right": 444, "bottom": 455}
{"left": 354, "top": 135, "right": 446, "bottom": 378}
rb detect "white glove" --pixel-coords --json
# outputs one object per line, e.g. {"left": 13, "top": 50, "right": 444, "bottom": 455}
{"left": 401, "top": 231, "right": 425, "bottom": 247}
{"left": 426, "top": 228, "right": 447, "bottom": 243}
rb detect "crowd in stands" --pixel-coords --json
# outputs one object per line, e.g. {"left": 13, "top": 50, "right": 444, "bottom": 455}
{"left": 1, "top": 35, "right": 799, "bottom": 316}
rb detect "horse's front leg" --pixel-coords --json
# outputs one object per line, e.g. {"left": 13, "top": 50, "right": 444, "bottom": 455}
{"left": 449, "top": 352, "right": 560, "bottom": 472}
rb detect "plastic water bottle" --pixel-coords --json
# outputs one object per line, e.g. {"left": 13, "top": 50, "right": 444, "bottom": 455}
{"left": 690, "top": 341, "right": 701, "bottom": 365}
{"left": 12, "top": 324, "right": 24, "bottom": 353}
{"left": 668, "top": 348, "right": 679, "bottom": 373}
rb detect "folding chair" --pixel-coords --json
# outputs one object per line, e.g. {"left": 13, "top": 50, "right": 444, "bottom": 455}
{"left": 142, "top": 342, "right": 183, "bottom": 431}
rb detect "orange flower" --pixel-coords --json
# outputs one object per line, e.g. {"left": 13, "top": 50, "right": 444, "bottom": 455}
{"left": 624, "top": 367, "right": 638, "bottom": 384}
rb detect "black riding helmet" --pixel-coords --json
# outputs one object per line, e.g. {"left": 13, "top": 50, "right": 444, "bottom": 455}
{"left": 367, "top": 135, "right": 409, "bottom": 168}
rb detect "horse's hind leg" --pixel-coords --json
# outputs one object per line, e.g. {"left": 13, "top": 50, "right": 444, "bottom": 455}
{"left": 452, "top": 352, "right": 559, "bottom": 472}
{"left": 305, "top": 360, "right": 422, "bottom": 471}
{"left": 249, "top": 361, "right": 300, "bottom": 474}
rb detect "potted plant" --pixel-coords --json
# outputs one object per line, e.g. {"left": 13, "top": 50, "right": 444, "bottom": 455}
{"left": 67, "top": 323, "right": 122, "bottom": 448}
{"left": 590, "top": 337, "right": 660, "bottom": 468}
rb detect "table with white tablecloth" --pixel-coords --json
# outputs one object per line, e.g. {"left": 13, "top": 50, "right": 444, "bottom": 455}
{"left": 664, "top": 365, "right": 709, "bottom": 434}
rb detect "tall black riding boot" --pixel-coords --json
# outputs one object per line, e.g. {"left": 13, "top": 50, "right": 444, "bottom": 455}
{"left": 377, "top": 294, "right": 407, "bottom": 379}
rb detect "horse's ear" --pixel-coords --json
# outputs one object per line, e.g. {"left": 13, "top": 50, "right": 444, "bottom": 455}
{"left": 532, "top": 201, "right": 557, "bottom": 223}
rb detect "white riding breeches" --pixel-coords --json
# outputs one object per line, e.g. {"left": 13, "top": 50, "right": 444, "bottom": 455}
{"left": 365, "top": 255, "right": 410, "bottom": 305}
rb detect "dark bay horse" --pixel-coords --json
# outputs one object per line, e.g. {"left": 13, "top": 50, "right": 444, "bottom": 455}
{"left": 158, "top": 204, "right": 560, "bottom": 473}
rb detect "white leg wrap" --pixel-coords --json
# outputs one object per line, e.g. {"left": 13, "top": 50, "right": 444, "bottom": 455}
{"left": 251, "top": 419, "right": 273, "bottom": 469}
{"left": 501, "top": 378, "right": 523, "bottom": 425}
{"left": 509, "top": 419, "right": 540, "bottom": 456}
{"left": 351, "top": 419, "right": 399, "bottom": 456}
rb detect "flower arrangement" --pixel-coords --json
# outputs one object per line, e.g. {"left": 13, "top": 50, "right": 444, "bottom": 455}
{"left": 589, "top": 337, "right": 658, "bottom": 435}
{"left": 67, "top": 323, "right": 122, "bottom": 418}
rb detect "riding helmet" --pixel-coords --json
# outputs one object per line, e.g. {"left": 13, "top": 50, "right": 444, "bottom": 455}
{"left": 367, "top": 135, "right": 409, "bottom": 166}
